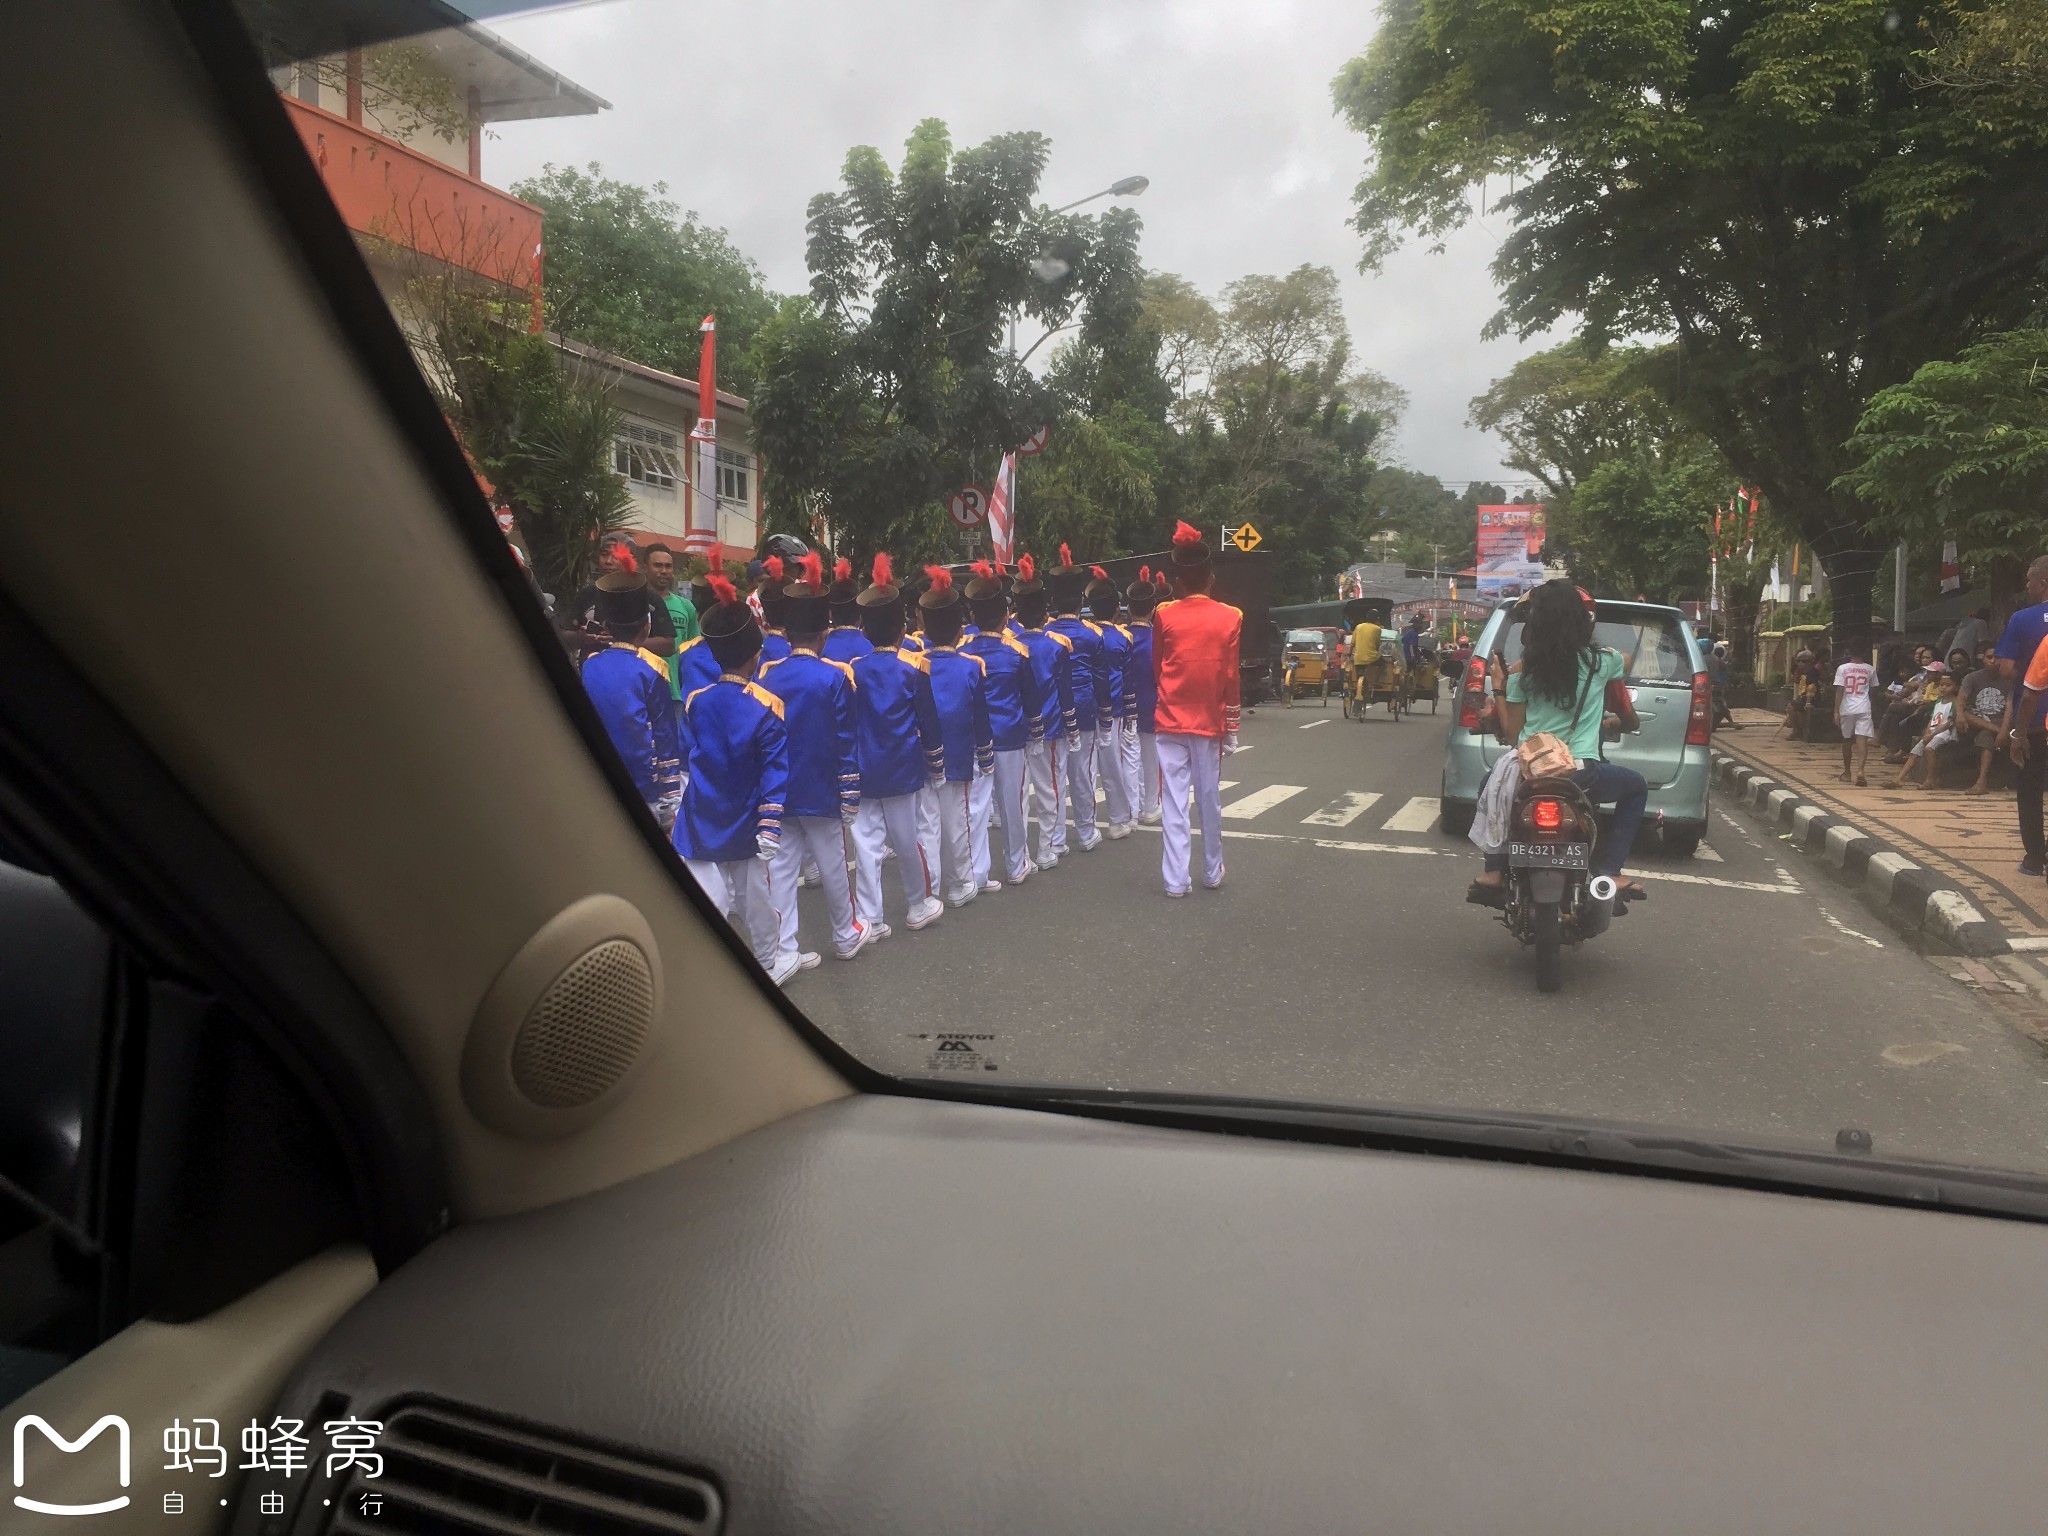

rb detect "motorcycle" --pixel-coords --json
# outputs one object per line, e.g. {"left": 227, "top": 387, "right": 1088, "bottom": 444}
{"left": 1500, "top": 774, "right": 1615, "bottom": 993}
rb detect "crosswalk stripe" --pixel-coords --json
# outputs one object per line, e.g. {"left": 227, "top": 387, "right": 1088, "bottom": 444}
{"left": 1380, "top": 795, "right": 1439, "bottom": 832}
{"left": 1221, "top": 784, "right": 1307, "bottom": 819}
{"left": 1302, "top": 791, "right": 1381, "bottom": 827}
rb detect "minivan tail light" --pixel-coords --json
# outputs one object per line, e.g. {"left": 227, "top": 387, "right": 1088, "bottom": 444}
{"left": 1531, "top": 797, "right": 1564, "bottom": 832}
{"left": 1458, "top": 656, "right": 1487, "bottom": 729}
{"left": 1686, "top": 669, "right": 1712, "bottom": 745}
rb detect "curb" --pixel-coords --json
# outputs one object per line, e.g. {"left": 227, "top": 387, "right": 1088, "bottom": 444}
{"left": 1709, "top": 751, "right": 2011, "bottom": 956}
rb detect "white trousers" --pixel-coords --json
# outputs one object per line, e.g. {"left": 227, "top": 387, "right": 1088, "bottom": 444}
{"left": 684, "top": 857, "right": 779, "bottom": 965}
{"left": 1065, "top": 726, "right": 1099, "bottom": 844}
{"left": 966, "top": 766, "right": 999, "bottom": 887}
{"left": 1157, "top": 732, "right": 1225, "bottom": 892}
{"left": 986, "top": 748, "right": 1031, "bottom": 881}
{"left": 1137, "top": 728, "right": 1160, "bottom": 818}
{"left": 1024, "top": 738, "right": 1061, "bottom": 862}
{"left": 768, "top": 815, "right": 862, "bottom": 956}
{"left": 935, "top": 776, "right": 978, "bottom": 900}
{"left": 1095, "top": 721, "right": 1133, "bottom": 827}
{"left": 853, "top": 789, "right": 938, "bottom": 921}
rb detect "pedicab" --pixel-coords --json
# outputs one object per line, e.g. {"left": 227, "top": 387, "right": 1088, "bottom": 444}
{"left": 1341, "top": 597, "right": 1407, "bottom": 721}
{"left": 1281, "top": 629, "right": 1334, "bottom": 707}
{"left": 1404, "top": 633, "right": 1441, "bottom": 713}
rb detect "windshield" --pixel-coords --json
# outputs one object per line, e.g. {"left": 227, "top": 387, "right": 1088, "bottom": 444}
{"left": 231, "top": 0, "right": 2048, "bottom": 1206}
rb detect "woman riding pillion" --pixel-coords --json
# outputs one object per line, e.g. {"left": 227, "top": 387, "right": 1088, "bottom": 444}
{"left": 1468, "top": 581, "right": 1651, "bottom": 909}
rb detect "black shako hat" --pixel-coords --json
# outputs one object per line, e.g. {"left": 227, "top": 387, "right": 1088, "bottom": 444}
{"left": 700, "top": 573, "right": 763, "bottom": 669}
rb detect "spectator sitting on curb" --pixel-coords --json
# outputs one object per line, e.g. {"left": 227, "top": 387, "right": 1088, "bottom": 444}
{"left": 1889, "top": 666, "right": 1958, "bottom": 790}
{"left": 1958, "top": 648, "right": 2010, "bottom": 797}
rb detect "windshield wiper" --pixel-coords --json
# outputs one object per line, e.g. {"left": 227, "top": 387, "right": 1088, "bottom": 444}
{"left": 924, "top": 1081, "right": 2048, "bottom": 1223}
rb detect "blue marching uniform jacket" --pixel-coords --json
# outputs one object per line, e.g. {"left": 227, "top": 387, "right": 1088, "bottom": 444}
{"left": 965, "top": 628, "right": 1040, "bottom": 753}
{"left": 1047, "top": 615, "right": 1108, "bottom": 732}
{"left": 672, "top": 678, "right": 788, "bottom": 863}
{"left": 759, "top": 632, "right": 793, "bottom": 665}
{"left": 851, "top": 646, "right": 945, "bottom": 799}
{"left": 1095, "top": 621, "right": 1132, "bottom": 723}
{"left": 580, "top": 646, "right": 682, "bottom": 804}
{"left": 822, "top": 627, "right": 874, "bottom": 665}
{"left": 758, "top": 651, "right": 861, "bottom": 820}
{"left": 670, "top": 637, "right": 724, "bottom": 722}
{"left": 1124, "top": 621, "right": 1158, "bottom": 732}
{"left": 1014, "top": 626, "right": 1077, "bottom": 744}
{"left": 925, "top": 646, "right": 997, "bottom": 781}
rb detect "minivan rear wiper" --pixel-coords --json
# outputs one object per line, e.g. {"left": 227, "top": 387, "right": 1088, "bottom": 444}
{"left": 931, "top": 1082, "right": 2048, "bottom": 1222}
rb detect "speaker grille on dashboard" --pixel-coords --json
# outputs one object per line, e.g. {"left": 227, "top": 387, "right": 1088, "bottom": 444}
{"left": 509, "top": 939, "right": 655, "bottom": 1109}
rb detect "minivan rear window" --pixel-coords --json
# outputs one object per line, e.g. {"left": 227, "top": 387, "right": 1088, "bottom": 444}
{"left": 1492, "top": 611, "right": 1695, "bottom": 683}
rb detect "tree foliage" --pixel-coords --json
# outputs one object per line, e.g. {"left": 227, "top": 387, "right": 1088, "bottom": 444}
{"left": 1334, "top": 0, "right": 2048, "bottom": 639}
{"left": 513, "top": 164, "right": 780, "bottom": 397}
{"left": 1837, "top": 326, "right": 2048, "bottom": 584}
{"left": 751, "top": 120, "right": 1148, "bottom": 561}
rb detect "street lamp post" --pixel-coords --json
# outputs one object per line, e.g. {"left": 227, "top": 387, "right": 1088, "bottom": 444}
{"left": 1050, "top": 175, "right": 1150, "bottom": 215}
{"left": 1014, "top": 175, "right": 1150, "bottom": 355}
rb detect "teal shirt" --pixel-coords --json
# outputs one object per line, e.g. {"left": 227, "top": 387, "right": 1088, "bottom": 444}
{"left": 660, "top": 591, "right": 701, "bottom": 699}
{"left": 1507, "top": 647, "right": 1625, "bottom": 763}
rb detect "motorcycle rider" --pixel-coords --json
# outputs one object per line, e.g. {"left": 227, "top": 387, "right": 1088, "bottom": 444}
{"left": 1468, "top": 581, "right": 1649, "bottom": 909}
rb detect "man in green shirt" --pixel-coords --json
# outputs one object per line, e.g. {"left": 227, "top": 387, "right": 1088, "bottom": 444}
{"left": 644, "top": 543, "right": 701, "bottom": 700}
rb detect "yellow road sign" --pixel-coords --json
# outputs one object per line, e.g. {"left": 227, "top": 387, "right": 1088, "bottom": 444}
{"left": 1230, "top": 523, "right": 1262, "bottom": 553}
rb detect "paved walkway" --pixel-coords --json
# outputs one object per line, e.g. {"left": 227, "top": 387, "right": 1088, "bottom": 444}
{"left": 1716, "top": 708, "right": 2046, "bottom": 939}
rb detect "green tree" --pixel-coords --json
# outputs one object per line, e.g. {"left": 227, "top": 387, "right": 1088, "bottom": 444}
{"left": 1836, "top": 326, "right": 2048, "bottom": 594}
{"left": 1334, "top": 0, "right": 2048, "bottom": 644}
{"left": 752, "top": 120, "right": 1149, "bottom": 563}
{"left": 1363, "top": 465, "right": 1469, "bottom": 568}
{"left": 410, "top": 274, "right": 634, "bottom": 597}
{"left": 513, "top": 164, "right": 779, "bottom": 397}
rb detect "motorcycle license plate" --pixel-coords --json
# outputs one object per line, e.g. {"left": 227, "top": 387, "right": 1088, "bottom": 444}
{"left": 1508, "top": 841, "right": 1590, "bottom": 869}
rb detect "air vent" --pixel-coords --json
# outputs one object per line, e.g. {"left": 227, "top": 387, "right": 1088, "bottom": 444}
{"left": 323, "top": 1402, "right": 720, "bottom": 1536}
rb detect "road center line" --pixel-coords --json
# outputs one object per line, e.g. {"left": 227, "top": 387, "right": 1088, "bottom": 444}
{"left": 1298, "top": 718, "right": 1330, "bottom": 730}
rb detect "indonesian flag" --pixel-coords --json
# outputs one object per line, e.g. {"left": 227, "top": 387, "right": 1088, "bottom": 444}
{"left": 987, "top": 451, "right": 1017, "bottom": 565}
{"left": 686, "top": 315, "right": 718, "bottom": 554}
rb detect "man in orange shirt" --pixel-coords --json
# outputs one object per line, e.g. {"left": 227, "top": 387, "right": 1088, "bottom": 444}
{"left": 1153, "top": 521, "right": 1242, "bottom": 896}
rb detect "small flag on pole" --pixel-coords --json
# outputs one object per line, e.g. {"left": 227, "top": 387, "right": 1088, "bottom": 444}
{"left": 528, "top": 243, "right": 544, "bottom": 334}
{"left": 686, "top": 315, "right": 718, "bottom": 555}
{"left": 987, "top": 451, "right": 1017, "bottom": 565}
{"left": 1940, "top": 538, "right": 1961, "bottom": 593}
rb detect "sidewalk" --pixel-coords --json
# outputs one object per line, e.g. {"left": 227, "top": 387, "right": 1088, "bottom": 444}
{"left": 1715, "top": 708, "right": 2046, "bottom": 941}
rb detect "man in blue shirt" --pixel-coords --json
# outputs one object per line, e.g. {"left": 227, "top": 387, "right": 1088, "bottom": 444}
{"left": 965, "top": 562, "right": 1041, "bottom": 887}
{"left": 1010, "top": 555, "right": 1077, "bottom": 870}
{"left": 671, "top": 576, "right": 808, "bottom": 983}
{"left": 759, "top": 552, "right": 871, "bottom": 960}
{"left": 848, "top": 554, "right": 947, "bottom": 931}
{"left": 1047, "top": 546, "right": 1107, "bottom": 853}
{"left": 1087, "top": 569, "right": 1137, "bottom": 839}
{"left": 753, "top": 555, "right": 793, "bottom": 665}
{"left": 822, "top": 557, "right": 874, "bottom": 665}
{"left": 1124, "top": 567, "right": 1163, "bottom": 825}
{"left": 1993, "top": 554, "right": 2048, "bottom": 876}
{"left": 579, "top": 572, "right": 682, "bottom": 828}
{"left": 920, "top": 567, "right": 997, "bottom": 906}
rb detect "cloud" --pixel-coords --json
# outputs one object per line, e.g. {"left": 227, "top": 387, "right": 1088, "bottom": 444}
{"left": 484, "top": 0, "right": 1555, "bottom": 485}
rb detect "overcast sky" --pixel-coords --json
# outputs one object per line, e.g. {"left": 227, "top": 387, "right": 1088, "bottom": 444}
{"left": 485, "top": 0, "right": 1554, "bottom": 487}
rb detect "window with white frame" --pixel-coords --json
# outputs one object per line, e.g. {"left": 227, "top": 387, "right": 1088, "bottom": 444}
{"left": 614, "top": 420, "right": 681, "bottom": 497}
{"left": 716, "top": 445, "right": 752, "bottom": 508}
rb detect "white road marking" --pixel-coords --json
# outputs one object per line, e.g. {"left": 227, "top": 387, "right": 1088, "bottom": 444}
{"left": 1696, "top": 843, "right": 1724, "bottom": 862}
{"left": 1380, "top": 796, "right": 1440, "bottom": 832}
{"left": 1302, "top": 792, "right": 1382, "bottom": 827}
{"left": 1221, "top": 784, "right": 1308, "bottom": 819}
{"left": 1817, "top": 906, "right": 1885, "bottom": 948}
{"left": 1299, "top": 718, "right": 1330, "bottom": 730}
{"left": 1628, "top": 868, "right": 1802, "bottom": 893}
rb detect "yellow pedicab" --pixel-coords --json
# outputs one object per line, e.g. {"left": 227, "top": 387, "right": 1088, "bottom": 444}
{"left": 1342, "top": 597, "right": 1406, "bottom": 721}
{"left": 1281, "top": 630, "right": 1333, "bottom": 707}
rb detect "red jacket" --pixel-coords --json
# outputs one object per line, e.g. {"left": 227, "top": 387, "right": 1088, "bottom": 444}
{"left": 1152, "top": 594, "right": 1242, "bottom": 738}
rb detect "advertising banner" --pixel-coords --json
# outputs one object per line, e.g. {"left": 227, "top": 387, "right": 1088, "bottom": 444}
{"left": 1474, "top": 503, "right": 1547, "bottom": 599}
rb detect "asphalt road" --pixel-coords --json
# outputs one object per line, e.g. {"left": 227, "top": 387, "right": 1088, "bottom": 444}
{"left": 787, "top": 685, "right": 2048, "bottom": 1177}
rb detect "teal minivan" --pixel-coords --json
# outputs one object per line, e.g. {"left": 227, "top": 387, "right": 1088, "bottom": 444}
{"left": 1439, "top": 599, "right": 1714, "bottom": 856}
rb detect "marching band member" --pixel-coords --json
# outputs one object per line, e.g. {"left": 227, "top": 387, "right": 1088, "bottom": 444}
{"left": 579, "top": 569, "right": 682, "bottom": 828}
{"left": 1152, "top": 522, "right": 1241, "bottom": 897}
{"left": 849, "top": 554, "right": 947, "bottom": 931}
{"left": 754, "top": 555, "right": 792, "bottom": 664}
{"left": 1086, "top": 566, "right": 1135, "bottom": 839}
{"left": 919, "top": 567, "right": 998, "bottom": 906}
{"left": 1010, "top": 555, "right": 1077, "bottom": 869}
{"left": 964, "top": 561, "right": 1041, "bottom": 886}
{"left": 671, "top": 575, "right": 811, "bottom": 982}
{"left": 1124, "top": 567, "right": 1163, "bottom": 825}
{"left": 822, "top": 557, "right": 874, "bottom": 664}
{"left": 1047, "top": 545, "right": 1106, "bottom": 853}
{"left": 758, "top": 553, "right": 872, "bottom": 959}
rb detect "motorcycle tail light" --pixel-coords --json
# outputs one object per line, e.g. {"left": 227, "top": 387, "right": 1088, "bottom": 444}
{"left": 1531, "top": 798, "right": 1564, "bottom": 832}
